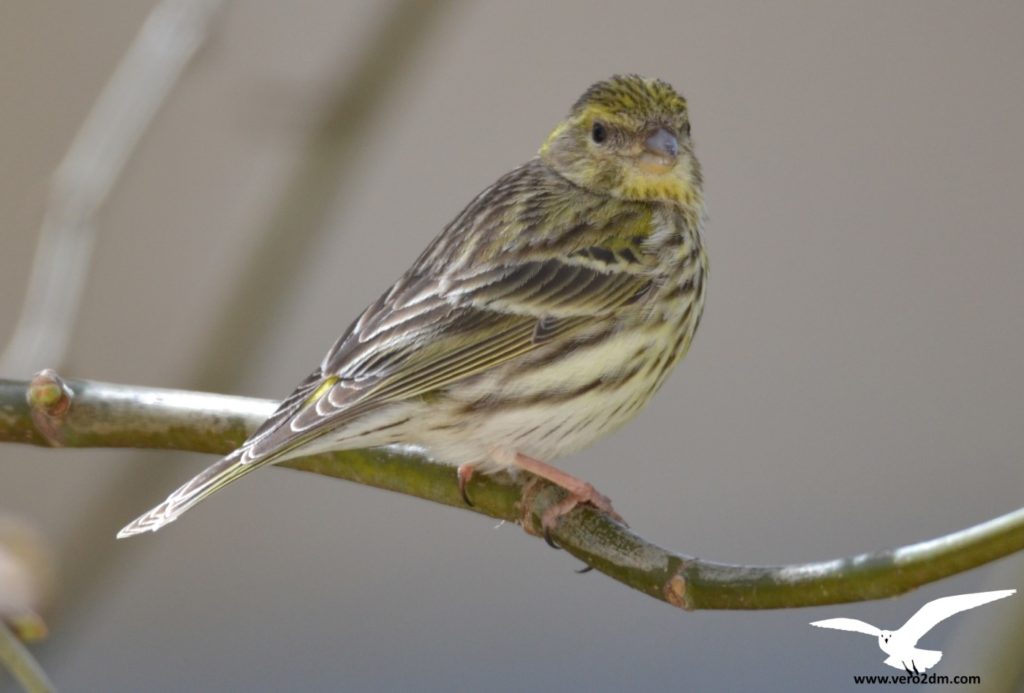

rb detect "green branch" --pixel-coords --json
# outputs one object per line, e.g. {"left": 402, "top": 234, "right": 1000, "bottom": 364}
{"left": 3, "top": 371, "right": 1023, "bottom": 610}
{"left": 0, "top": 623, "right": 53, "bottom": 693}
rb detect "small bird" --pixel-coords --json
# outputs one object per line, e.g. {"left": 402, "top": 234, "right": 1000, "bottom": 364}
{"left": 118, "top": 74, "right": 708, "bottom": 539}
{"left": 811, "top": 589, "right": 1017, "bottom": 673}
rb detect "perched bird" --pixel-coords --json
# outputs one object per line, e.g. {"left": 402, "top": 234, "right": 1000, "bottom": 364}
{"left": 811, "top": 589, "right": 1017, "bottom": 673}
{"left": 118, "top": 74, "right": 708, "bottom": 539}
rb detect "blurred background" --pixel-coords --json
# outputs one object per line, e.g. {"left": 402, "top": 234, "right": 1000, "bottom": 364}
{"left": 2, "top": 1, "right": 1023, "bottom": 690}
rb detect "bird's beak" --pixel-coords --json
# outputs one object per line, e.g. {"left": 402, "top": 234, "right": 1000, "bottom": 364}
{"left": 639, "top": 128, "right": 679, "bottom": 175}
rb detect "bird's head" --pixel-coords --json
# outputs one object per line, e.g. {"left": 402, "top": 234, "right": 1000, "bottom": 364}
{"left": 540, "top": 74, "right": 702, "bottom": 207}
{"left": 878, "top": 630, "right": 893, "bottom": 645}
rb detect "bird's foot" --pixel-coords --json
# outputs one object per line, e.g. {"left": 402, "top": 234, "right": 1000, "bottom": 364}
{"left": 456, "top": 464, "right": 476, "bottom": 507}
{"left": 508, "top": 452, "right": 625, "bottom": 545}
{"left": 539, "top": 481, "right": 622, "bottom": 534}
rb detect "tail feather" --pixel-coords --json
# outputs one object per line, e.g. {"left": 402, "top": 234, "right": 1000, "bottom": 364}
{"left": 118, "top": 367, "right": 336, "bottom": 538}
{"left": 117, "top": 450, "right": 270, "bottom": 538}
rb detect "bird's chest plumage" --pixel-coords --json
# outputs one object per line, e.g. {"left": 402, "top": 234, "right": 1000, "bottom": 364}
{"left": 411, "top": 209, "right": 707, "bottom": 469}
{"left": 643, "top": 208, "right": 708, "bottom": 387}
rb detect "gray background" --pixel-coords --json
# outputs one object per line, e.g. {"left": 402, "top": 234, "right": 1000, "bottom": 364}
{"left": 2, "top": 2, "right": 1023, "bottom": 691}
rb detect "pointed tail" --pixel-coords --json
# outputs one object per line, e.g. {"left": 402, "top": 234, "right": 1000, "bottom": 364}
{"left": 117, "top": 450, "right": 269, "bottom": 538}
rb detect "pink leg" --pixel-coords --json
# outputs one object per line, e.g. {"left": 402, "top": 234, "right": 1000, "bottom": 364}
{"left": 510, "top": 452, "right": 624, "bottom": 532}
{"left": 456, "top": 463, "right": 476, "bottom": 506}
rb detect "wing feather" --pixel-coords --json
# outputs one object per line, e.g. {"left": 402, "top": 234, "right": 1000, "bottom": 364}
{"left": 217, "top": 162, "right": 656, "bottom": 468}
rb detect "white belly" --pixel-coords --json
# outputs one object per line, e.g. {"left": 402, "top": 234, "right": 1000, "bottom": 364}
{"left": 409, "top": 328, "right": 673, "bottom": 470}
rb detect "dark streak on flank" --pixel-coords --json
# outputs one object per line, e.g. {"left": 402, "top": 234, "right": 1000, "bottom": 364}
{"left": 664, "top": 277, "right": 695, "bottom": 302}
{"left": 509, "top": 324, "right": 616, "bottom": 373}
{"left": 357, "top": 417, "right": 412, "bottom": 437}
{"left": 464, "top": 362, "right": 645, "bottom": 414}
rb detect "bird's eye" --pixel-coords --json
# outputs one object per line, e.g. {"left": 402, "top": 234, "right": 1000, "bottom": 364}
{"left": 591, "top": 121, "right": 608, "bottom": 144}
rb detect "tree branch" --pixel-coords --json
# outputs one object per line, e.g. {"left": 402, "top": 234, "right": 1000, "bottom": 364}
{"left": 0, "top": 623, "right": 53, "bottom": 693}
{"left": 0, "top": 514, "right": 55, "bottom": 693}
{"left": 0, "top": 0, "right": 224, "bottom": 377}
{"left": 3, "top": 370, "right": 1023, "bottom": 611}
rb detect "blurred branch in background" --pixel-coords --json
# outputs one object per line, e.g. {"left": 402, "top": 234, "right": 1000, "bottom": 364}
{"left": 192, "top": 0, "right": 459, "bottom": 395}
{"left": 44, "top": 0, "right": 459, "bottom": 659}
{"left": 0, "top": 625, "right": 53, "bottom": 693}
{"left": 4, "top": 371, "right": 1023, "bottom": 612}
{"left": 0, "top": 0, "right": 224, "bottom": 378}
{"left": 0, "top": 516, "right": 57, "bottom": 693}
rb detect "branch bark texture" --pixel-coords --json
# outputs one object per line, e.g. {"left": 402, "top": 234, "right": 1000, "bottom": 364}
{"left": 2, "top": 372, "right": 1023, "bottom": 611}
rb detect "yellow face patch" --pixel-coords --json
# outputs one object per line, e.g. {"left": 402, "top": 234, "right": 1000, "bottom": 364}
{"left": 617, "top": 163, "right": 700, "bottom": 207}
{"left": 540, "top": 75, "right": 700, "bottom": 206}
{"left": 637, "top": 152, "right": 676, "bottom": 176}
